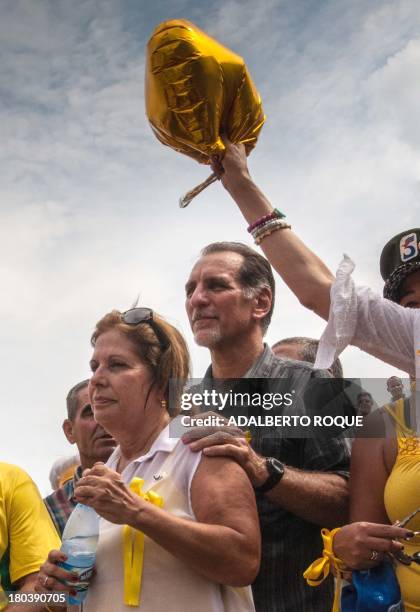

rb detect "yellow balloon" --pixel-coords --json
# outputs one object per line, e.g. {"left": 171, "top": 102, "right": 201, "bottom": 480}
{"left": 145, "top": 19, "right": 265, "bottom": 164}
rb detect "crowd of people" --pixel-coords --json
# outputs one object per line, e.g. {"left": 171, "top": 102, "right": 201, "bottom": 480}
{"left": 1, "top": 140, "right": 419, "bottom": 611}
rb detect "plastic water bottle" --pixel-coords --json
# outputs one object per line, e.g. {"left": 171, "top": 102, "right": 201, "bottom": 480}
{"left": 60, "top": 503, "right": 99, "bottom": 605}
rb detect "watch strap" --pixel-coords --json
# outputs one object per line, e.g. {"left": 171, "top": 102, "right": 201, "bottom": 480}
{"left": 254, "top": 457, "right": 285, "bottom": 494}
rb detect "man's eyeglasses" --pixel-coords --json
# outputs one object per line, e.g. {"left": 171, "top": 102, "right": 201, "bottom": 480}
{"left": 122, "top": 308, "right": 170, "bottom": 350}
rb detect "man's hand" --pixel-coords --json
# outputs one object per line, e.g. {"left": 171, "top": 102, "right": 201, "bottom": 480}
{"left": 183, "top": 426, "right": 268, "bottom": 487}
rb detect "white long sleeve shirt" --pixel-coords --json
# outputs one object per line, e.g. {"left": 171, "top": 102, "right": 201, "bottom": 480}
{"left": 315, "top": 255, "right": 420, "bottom": 380}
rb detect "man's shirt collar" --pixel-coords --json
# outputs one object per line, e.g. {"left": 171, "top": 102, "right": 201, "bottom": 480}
{"left": 203, "top": 343, "right": 273, "bottom": 381}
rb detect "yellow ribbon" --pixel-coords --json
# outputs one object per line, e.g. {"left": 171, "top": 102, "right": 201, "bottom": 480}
{"left": 123, "top": 477, "right": 164, "bottom": 607}
{"left": 303, "top": 527, "right": 347, "bottom": 612}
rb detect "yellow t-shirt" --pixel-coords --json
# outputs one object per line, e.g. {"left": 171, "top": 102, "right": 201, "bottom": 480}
{"left": 0, "top": 463, "right": 61, "bottom": 609}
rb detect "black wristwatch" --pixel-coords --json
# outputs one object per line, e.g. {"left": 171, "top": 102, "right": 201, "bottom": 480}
{"left": 254, "top": 457, "right": 285, "bottom": 494}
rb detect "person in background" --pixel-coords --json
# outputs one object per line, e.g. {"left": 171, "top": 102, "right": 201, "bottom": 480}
{"left": 44, "top": 380, "right": 116, "bottom": 536}
{"left": 387, "top": 376, "right": 405, "bottom": 402}
{"left": 356, "top": 392, "right": 374, "bottom": 417}
{"left": 272, "top": 336, "right": 343, "bottom": 378}
{"left": 272, "top": 336, "right": 360, "bottom": 441}
{"left": 49, "top": 455, "right": 80, "bottom": 491}
{"left": 0, "top": 462, "right": 60, "bottom": 611}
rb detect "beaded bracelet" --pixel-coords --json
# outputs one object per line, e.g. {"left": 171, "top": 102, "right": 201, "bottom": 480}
{"left": 252, "top": 218, "right": 286, "bottom": 240}
{"left": 254, "top": 226, "right": 290, "bottom": 246}
{"left": 254, "top": 220, "right": 291, "bottom": 245}
{"left": 247, "top": 208, "right": 286, "bottom": 233}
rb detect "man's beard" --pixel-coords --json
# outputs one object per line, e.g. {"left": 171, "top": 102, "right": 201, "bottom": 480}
{"left": 193, "top": 325, "right": 223, "bottom": 348}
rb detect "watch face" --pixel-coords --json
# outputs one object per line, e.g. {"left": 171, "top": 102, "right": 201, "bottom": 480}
{"left": 255, "top": 457, "right": 285, "bottom": 494}
{"left": 268, "top": 457, "right": 284, "bottom": 475}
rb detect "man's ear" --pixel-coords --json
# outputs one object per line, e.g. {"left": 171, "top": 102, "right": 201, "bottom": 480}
{"left": 252, "top": 287, "right": 272, "bottom": 322}
{"left": 62, "top": 419, "right": 76, "bottom": 445}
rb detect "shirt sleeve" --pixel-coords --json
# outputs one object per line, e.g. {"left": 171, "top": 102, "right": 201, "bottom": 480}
{"left": 299, "top": 370, "right": 351, "bottom": 477}
{"left": 315, "top": 255, "right": 417, "bottom": 376}
{"left": 300, "top": 435, "right": 350, "bottom": 479}
{"left": 9, "top": 469, "right": 61, "bottom": 584}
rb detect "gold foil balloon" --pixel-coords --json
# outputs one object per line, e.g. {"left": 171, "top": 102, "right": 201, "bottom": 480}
{"left": 145, "top": 19, "right": 265, "bottom": 206}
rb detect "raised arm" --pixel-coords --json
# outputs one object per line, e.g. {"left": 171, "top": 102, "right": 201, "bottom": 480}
{"left": 211, "top": 141, "right": 334, "bottom": 320}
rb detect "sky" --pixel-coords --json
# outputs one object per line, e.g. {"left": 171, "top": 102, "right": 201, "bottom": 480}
{"left": 1, "top": 0, "right": 420, "bottom": 493}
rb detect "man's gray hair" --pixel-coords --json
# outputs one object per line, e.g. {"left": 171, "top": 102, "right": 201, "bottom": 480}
{"left": 272, "top": 336, "right": 344, "bottom": 378}
{"left": 66, "top": 379, "right": 89, "bottom": 421}
{"left": 200, "top": 242, "right": 275, "bottom": 333}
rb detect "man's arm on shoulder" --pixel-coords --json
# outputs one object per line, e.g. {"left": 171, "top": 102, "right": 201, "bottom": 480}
{"left": 185, "top": 370, "right": 350, "bottom": 527}
{"left": 185, "top": 433, "right": 349, "bottom": 527}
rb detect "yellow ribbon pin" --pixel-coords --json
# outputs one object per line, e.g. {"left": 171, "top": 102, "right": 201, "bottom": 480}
{"left": 123, "top": 477, "right": 164, "bottom": 606}
{"left": 303, "top": 528, "right": 346, "bottom": 612}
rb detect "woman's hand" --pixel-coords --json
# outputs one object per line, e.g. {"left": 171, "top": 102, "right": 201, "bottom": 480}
{"left": 333, "top": 522, "right": 413, "bottom": 569}
{"left": 210, "top": 139, "right": 251, "bottom": 192}
{"left": 35, "top": 549, "right": 77, "bottom": 596}
{"left": 74, "top": 463, "right": 144, "bottom": 525}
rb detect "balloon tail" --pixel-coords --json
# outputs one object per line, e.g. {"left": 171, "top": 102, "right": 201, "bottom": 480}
{"left": 179, "top": 173, "right": 218, "bottom": 208}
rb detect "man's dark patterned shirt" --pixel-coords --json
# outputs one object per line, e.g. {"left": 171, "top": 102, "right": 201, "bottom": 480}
{"left": 202, "top": 345, "right": 350, "bottom": 612}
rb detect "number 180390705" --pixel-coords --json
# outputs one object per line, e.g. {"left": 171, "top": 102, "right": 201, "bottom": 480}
{"left": 7, "top": 591, "right": 67, "bottom": 604}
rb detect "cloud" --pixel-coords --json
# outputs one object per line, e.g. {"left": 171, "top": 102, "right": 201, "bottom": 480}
{"left": 366, "top": 38, "right": 420, "bottom": 148}
{"left": 1, "top": 0, "right": 418, "bottom": 492}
